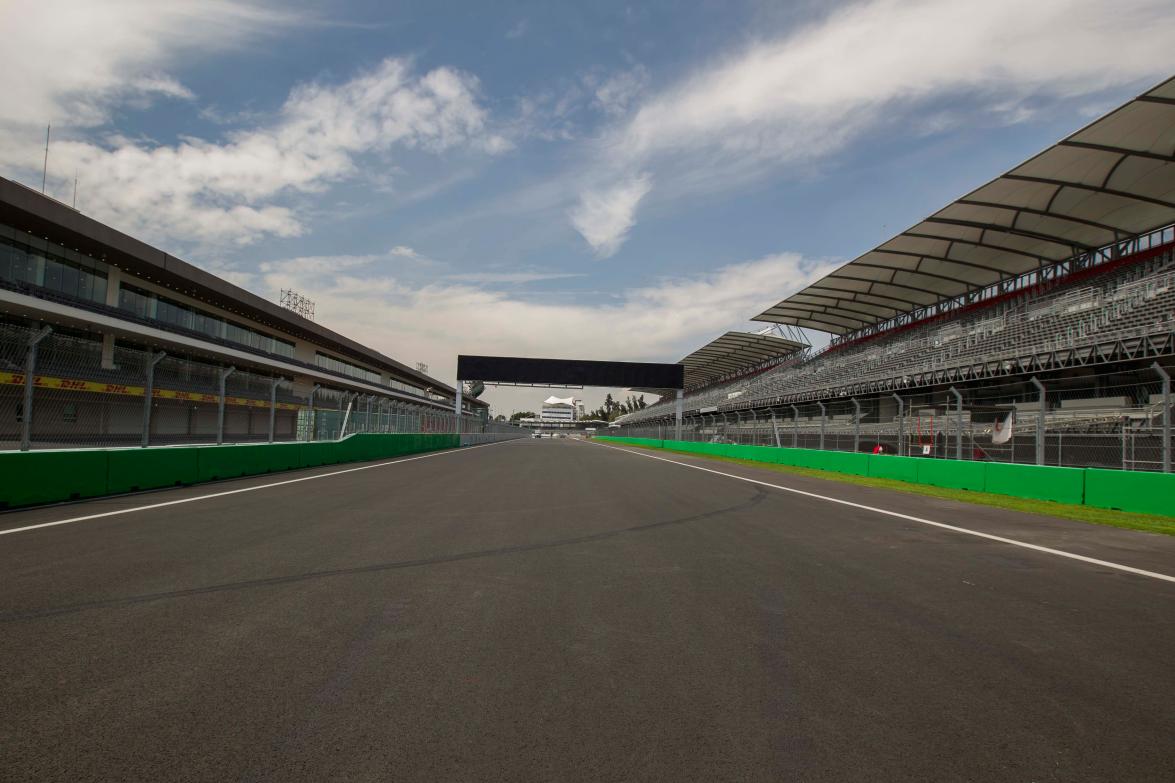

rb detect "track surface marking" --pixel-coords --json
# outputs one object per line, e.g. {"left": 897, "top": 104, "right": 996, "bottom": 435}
{"left": 3, "top": 440, "right": 1173, "bottom": 781}
{"left": 591, "top": 440, "right": 1175, "bottom": 584}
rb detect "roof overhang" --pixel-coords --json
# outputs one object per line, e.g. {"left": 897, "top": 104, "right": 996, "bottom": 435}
{"left": 753, "top": 76, "right": 1175, "bottom": 335}
{"left": 0, "top": 176, "right": 454, "bottom": 397}
{"left": 630, "top": 330, "right": 806, "bottom": 394}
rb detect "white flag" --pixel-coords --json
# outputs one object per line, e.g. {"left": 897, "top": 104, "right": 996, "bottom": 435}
{"left": 992, "top": 411, "right": 1014, "bottom": 444}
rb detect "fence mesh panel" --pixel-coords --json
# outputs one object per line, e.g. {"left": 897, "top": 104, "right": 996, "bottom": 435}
{"left": 0, "top": 324, "right": 523, "bottom": 450}
{"left": 608, "top": 374, "right": 1172, "bottom": 472}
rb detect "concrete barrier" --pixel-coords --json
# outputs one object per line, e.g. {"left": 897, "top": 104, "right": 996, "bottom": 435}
{"left": 592, "top": 436, "right": 1170, "bottom": 517}
{"left": 0, "top": 433, "right": 469, "bottom": 510}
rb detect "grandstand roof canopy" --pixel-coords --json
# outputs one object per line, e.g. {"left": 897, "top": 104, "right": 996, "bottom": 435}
{"left": 681, "top": 331, "right": 805, "bottom": 388}
{"left": 753, "top": 76, "right": 1175, "bottom": 335}
{"left": 628, "top": 331, "right": 806, "bottom": 395}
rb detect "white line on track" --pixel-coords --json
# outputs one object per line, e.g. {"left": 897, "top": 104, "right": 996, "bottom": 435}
{"left": 0, "top": 440, "right": 514, "bottom": 538}
{"left": 592, "top": 441, "right": 1175, "bottom": 585}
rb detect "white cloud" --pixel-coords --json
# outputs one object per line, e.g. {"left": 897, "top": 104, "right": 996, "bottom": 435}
{"left": 45, "top": 60, "right": 499, "bottom": 246}
{"left": 0, "top": 0, "right": 306, "bottom": 130}
{"left": 250, "top": 250, "right": 836, "bottom": 406}
{"left": 573, "top": 0, "right": 1175, "bottom": 254}
{"left": 0, "top": 2, "right": 506, "bottom": 247}
{"left": 591, "top": 65, "right": 650, "bottom": 116}
{"left": 444, "top": 272, "right": 586, "bottom": 284}
{"left": 569, "top": 173, "right": 653, "bottom": 257}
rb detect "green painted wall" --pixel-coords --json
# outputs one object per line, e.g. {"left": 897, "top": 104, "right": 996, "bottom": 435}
{"left": 1084, "top": 469, "right": 1175, "bottom": 516}
{"left": 983, "top": 462, "right": 1085, "bottom": 505}
{"left": 0, "top": 450, "right": 110, "bottom": 506}
{"left": 593, "top": 436, "right": 1172, "bottom": 517}
{"left": 0, "top": 434, "right": 466, "bottom": 510}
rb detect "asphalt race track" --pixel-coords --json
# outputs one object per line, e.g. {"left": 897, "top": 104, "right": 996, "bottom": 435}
{"left": 2, "top": 438, "right": 1174, "bottom": 782}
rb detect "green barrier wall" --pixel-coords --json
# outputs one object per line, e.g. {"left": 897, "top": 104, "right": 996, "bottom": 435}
{"left": 866, "top": 454, "right": 920, "bottom": 484}
{"left": 107, "top": 447, "right": 199, "bottom": 494}
{"left": 1083, "top": 469, "right": 1175, "bottom": 516}
{"left": 0, "top": 434, "right": 469, "bottom": 510}
{"left": 593, "top": 436, "right": 1172, "bottom": 517}
{"left": 984, "top": 462, "right": 1085, "bottom": 505}
{"left": 0, "top": 449, "right": 110, "bottom": 506}
{"left": 915, "top": 458, "right": 987, "bottom": 492}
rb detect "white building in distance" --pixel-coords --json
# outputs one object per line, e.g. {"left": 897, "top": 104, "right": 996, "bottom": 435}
{"left": 540, "top": 396, "right": 578, "bottom": 422}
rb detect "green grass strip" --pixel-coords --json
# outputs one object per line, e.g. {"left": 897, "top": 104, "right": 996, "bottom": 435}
{"left": 615, "top": 442, "right": 1175, "bottom": 537}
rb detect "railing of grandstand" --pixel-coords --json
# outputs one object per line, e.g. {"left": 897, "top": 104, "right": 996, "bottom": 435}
{"left": 827, "top": 223, "right": 1175, "bottom": 349}
{"left": 605, "top": 374, "right": 1172, "bottom": 473}
{"left": 0, "top": 322, "right": 523, "bottom": 450}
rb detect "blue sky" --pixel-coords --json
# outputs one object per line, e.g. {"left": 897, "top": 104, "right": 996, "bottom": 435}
{"left": 1, "top": 0, "right": 1173, "bottom": 414}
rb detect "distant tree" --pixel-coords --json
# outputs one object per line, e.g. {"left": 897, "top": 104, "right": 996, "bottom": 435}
{"left": 509, "top": 411, "right": 536, "bottom": 422}
{"left": 604, "top": 393, "right": 615, "bottom": 415}
{"left": 637, "top": 395, "right": 647, "bottom": 409}
{"left": 494, "top": 414, "right": 506, "bottom": 421}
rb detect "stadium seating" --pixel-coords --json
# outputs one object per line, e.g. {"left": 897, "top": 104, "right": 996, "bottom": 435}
{"left": 622, "top": 249, "right": 1175, "bottom": 425}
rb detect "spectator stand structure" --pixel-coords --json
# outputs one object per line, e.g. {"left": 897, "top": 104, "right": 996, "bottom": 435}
{"left": 612, "top": 76, "right": 1175, "bottom": 474}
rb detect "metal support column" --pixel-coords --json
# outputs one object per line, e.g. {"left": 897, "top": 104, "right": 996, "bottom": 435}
{"left": 816, "top": 402, "right": 826, "bottom": 451}
{"left": 20, "top": 326, "right": 53, "bottom": 451}
{"left": 948, "top": 386, "right": 963, "bottom": 461}
{"left": 734, "top": 411, "right": 743, "bottom": 445}
{"left": 1029, "top": 376, "right": 1046, "bottom": 466}
{"left": 891, "top": 394, "right": 904, "bottom": 456}
{"left": 770, "top": 410, "right": 782, "bottom": 448}
{"left": 851, "top": 398, "right": 861, "bottom": 453}
{"left": 1153, "top": 362, "right": 1171, "bottom": 473}
{"left": 306, "top": 384, "right": 320, "bottom": 441}
{"left": 268, "top": 378, "right": 281, "bottom": 443}
{"left": 790, "top": 405, "right": 799, "bottom": 448}
{"left": 141, "top": 350, "right": 166, "bottom": 448}
{"left": 674, "top": 389, "right": 683, "bottom": 441}
{"left": 1122, "top": 415, "right": 1129, "bottom": 470}
{"left": 216, "top": 367, "right": 235, "bottom": 445}
{"left": 455, "top": 384, "right": 463, "bottom": 436}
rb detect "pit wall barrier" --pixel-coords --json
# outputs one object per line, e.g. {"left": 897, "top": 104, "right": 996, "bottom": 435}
{"left": 0, "top": 433, "right": 462, "bottom": 510}
{"left": 593, "top": 437, "right": 1173, "bottom": 518}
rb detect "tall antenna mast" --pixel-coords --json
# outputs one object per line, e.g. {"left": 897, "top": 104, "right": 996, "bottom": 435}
{"left": 72, "top": 171, "right": 78, "bottom": 209}
{"left": 41, "top": 123, "right": 50, "bottom": 193}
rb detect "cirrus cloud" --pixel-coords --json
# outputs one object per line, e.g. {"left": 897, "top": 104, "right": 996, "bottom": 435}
{"left": 572, "top": 0, "right": 1175, "bottom": 256}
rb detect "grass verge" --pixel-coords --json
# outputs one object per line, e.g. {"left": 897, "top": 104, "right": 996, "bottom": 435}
{"left": 613, "top": 443, "right": 1175, "bottom": 537}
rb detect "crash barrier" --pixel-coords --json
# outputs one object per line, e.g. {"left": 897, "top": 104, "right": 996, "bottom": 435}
{"left": 0, "top": 433, "right": 463, "bottom": 509}
{"left": 460, "top": 432, "right": 527, "bottom": 446}
{"left": 593, "top": 437, "right": 1173, "bottom": 517}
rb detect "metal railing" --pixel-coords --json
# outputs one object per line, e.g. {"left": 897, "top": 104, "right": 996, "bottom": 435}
{"left": 0, "top": 323, "right": 524, "bottom": 450}
{"left": 607, "top": 375, "right": 1173, "bottom": 472}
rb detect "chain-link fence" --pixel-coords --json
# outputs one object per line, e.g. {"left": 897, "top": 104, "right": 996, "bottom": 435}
{"left": 607, "top": 373, "right": 1173, "bottom": 472}
{"left": 0, "top": 322, "right": 524, "bottom": 450}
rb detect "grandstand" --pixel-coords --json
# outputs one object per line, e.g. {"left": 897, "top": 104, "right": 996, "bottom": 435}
{"left": 0, "top": 176, "right": 518, "bottom": 450}
{"left": 614, "top": 78, "right": 1175, "bottom": 472}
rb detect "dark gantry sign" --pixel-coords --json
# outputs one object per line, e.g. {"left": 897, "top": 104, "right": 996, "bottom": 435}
{"left": 457, "top": 355, "right": 684, "bottom": 390}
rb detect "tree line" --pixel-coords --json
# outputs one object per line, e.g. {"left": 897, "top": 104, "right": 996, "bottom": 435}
{"left": 583, "top": 393, "right": 648, "bottom": 422}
